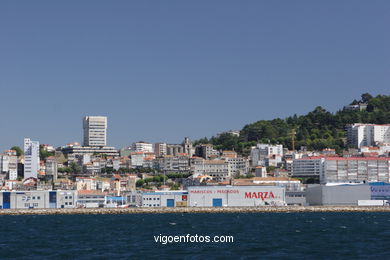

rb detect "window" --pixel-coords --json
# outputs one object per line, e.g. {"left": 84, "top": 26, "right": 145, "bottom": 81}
{"left": 33, "top": 203, "right": 38, "bottom": 207}
{"left": 37, "top": 196, "right": 40, "bottom": 200}
{"left": 32, "top": 196, "right": 35, "bottom": 200}
{"left": 65, "top": 202, "right": 68, "bottom": 205}
{"left": 25, "top": 203, "right": 29, "bottom": 207}
{"left": 65, "top": 196, "right": 68, "bottom": 199}
{"left": 69, "top": 202, "right": 72, "bottom": 205}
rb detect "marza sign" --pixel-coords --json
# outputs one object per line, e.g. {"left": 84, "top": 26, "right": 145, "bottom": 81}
{"left": 189, "top": 189, "right": 281, "bottom": 200}
{"left": 244, "top": 191, "right": 276, "bottom": 201}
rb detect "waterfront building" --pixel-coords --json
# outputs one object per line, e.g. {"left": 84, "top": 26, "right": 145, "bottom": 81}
{"left": 24, "top": 138, "right": 40, "bottom": 180}
{"left": 83, "top": 116, "right": 107, "bottom": 147}
{"left": 76, "top": 190, "right": 106, "bottom": 208}
{"left": 306, "top": 183, "right": 390, "bottom": 206}
{"left": 0, "top": 190, "right": 76, "bottom": 209}
{"left": 187, "top": 186, "right": 286, "bottom": 207}
{"left": 142, "top": 190, "right": 188, "bottom": 207}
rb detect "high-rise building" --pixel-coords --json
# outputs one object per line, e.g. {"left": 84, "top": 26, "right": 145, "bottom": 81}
{"left": 24, "top": 138, "right": 40, "bottom": 179}
{"left": 83, "top": 116, "right": 107, "bottom": 147}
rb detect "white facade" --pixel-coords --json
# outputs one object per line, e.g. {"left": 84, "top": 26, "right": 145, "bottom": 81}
{"left": 225, "top": 157, "right": 249, "bottom": 176}
{"left": 293, "top": 156, "right": 390, "bottom": 184}
{"left": 154, "top": 143, "right": 167, "bottom": 157}
{"left": 250, "top": 144, "right": 283, "bottom": 167}
{"left": 142, "top": 191, "right": 188, "bottom": 207}
{"left": 0, "top": 151, "right": 18, "bottom": 180}
{"left": 191, "top": 158, "right": 230, "bottom": 182}
{"left": 83, "top": 116, "right": 107, "bottom": 147}
{"left": 347, "top": 124, "right": 390, "bottom": 148}
{"left": 24, "top": 138, "right": 40, "bottom": 179}
{"left": 292, "top": 157, "right": 325, "bottom": 179}
{"left": 188, "top": 186, "right": 286, "bottom": 207}
{"left": 131, "top": 142, "right": 154, "bottom": 153}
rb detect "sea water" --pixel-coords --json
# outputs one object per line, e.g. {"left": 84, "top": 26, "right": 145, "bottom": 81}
{"left": 0, "top": 212, "right": 389, "bottom": 259}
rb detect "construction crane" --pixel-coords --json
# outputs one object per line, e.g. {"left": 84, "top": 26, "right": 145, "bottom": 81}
{"left": 289, "top": 129, "right": 296, "bottom": 151}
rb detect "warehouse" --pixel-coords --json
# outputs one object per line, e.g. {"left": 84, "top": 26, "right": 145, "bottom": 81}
{"left": 306, "top": 182, "right": 390, "bottom": 205}
{"left": 187, "top": 186, "right": 285, "bottom": 207}
{"left": 142, "top": 191, "right": 188, "bottom": 207}
{"left": 0, "top": 190, "right": 76, "bottom": 209}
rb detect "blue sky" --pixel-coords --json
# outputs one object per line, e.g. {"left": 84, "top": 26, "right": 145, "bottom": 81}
{"left": 0, "top": 1, "right": 389, "bottom": 150}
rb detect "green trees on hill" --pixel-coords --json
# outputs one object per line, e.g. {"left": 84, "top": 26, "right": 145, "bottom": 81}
{"left": 195, "top": 93, "right": 390, "bottom": 155}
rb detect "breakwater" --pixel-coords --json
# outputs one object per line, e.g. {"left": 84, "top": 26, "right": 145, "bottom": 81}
{"left": 1, "top": 206, "right": 390, "bottom": 215}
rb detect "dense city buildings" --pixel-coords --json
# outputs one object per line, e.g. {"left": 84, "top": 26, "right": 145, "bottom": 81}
{"left": 83, "top": 116, "right": 107, "bottom": 147}
{"left": 1, "top": 110, "right": 390, "bottom": 209}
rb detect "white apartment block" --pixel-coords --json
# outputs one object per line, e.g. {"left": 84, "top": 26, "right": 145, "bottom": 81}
{"left": 323, "top": 157, "right": 390, "bottom": 184}
{"left": 347, "top": 124, "right": 390, "bottom": 148}
{"left": 191, "top": 158, "right": 230, "bottom": 182}
{"left": 157, "top": 155, "right": 190, "bottom": 172}
{"left": 292, "top": 157, "right": 325, "bottom": 178}
{"left": 0, "top": 150, "right": 18, "bottom": 180}
{"left": 250, "top": 144, "right": 283, "bottom": 167}
{"left": 83, "top": 116, "right": 107, "bottom": 147}
{"left": 154, "top": 143, "right": 167, "bottom": 157}
{"left": 24, "top": 138, "right": 40, "bottom": 180}
{"left": 292, "top": 156, "right": 390, "bottom": 184}
{"left": 131, "top": 142, "right": 154, "bottom": 153}
{"left": 225, "top": 157, "right": 249, "bottom": 176}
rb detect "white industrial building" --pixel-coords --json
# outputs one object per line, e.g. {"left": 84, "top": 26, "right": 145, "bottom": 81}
{"left": 142, "top": 191, "right": 188, "bottom": 207}
{"left": 24, "top": 138, "right": 40, "bottom": 180}
{"left": 187, "top": 186, "right": 285, "bottom": 207}
{"left": 347, "top": 123, "right": 390, "bottom": 148}
{"left": 0, "top": 190, "right": 76, "bottom": 209}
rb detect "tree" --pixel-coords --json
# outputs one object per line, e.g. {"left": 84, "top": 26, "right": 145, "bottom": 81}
{"left": 361, "top": 93, "right": 373, "bottom": 103}
{"left": 69, "top": 162, "right": 82, "bottom": 174}
{"left": 11, "top": 146, "right": 23, "bottom": 157}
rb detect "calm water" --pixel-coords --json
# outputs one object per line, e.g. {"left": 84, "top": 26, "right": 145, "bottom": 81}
{"left": 0, "top": 212, "right": 389, "bottom": 259}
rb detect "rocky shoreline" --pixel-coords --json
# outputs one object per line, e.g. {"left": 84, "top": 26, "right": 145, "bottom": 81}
{"left": 1, "top": 206, "right": 390, "bottom": 215}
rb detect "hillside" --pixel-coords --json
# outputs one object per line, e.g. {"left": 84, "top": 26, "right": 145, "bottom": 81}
{"left": 194, "top": 93, "right": 390, "bottom": 155}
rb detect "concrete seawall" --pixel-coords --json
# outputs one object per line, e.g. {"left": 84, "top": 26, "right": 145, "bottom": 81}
{"left": 1, "top": 206, "right": 390, "bottom": 215}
